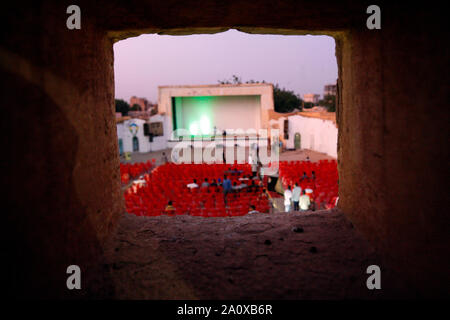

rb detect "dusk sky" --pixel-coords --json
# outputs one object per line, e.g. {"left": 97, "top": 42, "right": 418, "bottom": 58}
{"left": 114, "top": 30, "right": 337, "bottom": 103}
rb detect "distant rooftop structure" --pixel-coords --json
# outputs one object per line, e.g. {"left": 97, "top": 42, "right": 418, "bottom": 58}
{"left": 303, "top": 93, "right": 320, "bottom": 104}
{"left": 115, "top": 116, "right": 131, "bottom": 123}
{"left": 268, "top": 109, "right": 336, "bottom": 126}
{"left": 129, "top": 96, "right": 157, "bottom": 112}
{"left": 324, "top": 83, "right": 337, "bottom": 96}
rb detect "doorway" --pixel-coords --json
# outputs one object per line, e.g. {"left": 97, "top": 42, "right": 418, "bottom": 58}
{"left": 118, "top": 138, "right": 123, "bottom": 155}
{"left": 132, "top": 136, "right": 139, "bottom": 152}
{"left": 294, "top": 132, "right": 301, "bottom": 150}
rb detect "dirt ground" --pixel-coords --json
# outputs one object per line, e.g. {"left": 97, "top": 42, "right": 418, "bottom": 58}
{"left": 101, "top": 209, "right": 406, "bottom": 299}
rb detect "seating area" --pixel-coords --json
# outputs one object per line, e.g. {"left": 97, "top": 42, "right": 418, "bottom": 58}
{"left": 279, "top": 159, "right": 339, "bottom": 209}
{"left": 123, "top": 159, "right": 338, "bottom": 217}
{"left": 120, "top": 160, "right": 154, "bottom": 185}
{"left": 124, "top": 163, "right": 271, "bottom": 217}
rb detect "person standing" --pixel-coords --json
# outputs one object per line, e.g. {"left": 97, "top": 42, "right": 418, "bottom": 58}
{"left": 161, "top": 152, "right": 169, "bottom": 164}
{"left": 201, "top": 178, "right": 209, "bottom": 188}
{"left": 284, "top": 185, "right": 293, "bottom": 212}
{"left": 258, "top": 161, "right": 264, "bottom": 181}
{"left": 299, "top": 189, "right": 311, "bottom": 211}
{"left": 300, "top": 171, "right": 308, "bottom": 180}
{"left": 222, "top": 174, "right": 232, "bottom": 205}
{"left": 250, "top": 154, "right": 257, "bottom": 177}
{"left": 292, "top": 183, "right": 302, "bottom": 211}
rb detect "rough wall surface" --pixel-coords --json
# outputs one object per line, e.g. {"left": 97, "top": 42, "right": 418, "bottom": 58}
{"left": 1, "top": 1, "right": 448, "bottom": 298}
{"left": 1, "top": 2, "right": 123, "bottom": 298}
{"left": 337, "top": 5, "right": 449, "bottom": 296}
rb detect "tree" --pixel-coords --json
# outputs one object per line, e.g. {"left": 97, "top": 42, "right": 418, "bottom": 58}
{"left": 115, "top": 99, "right": 130, "bottom": 116}
{"left": 303, "top": 101, "right": 314, "bottom": 109}
{"left": 218, "top": 74, "right": 242, "bottom": 84}
{"left": 273, "top": 84, "right": 302, "bottom": 113}
{"left": 218, "top": 75, "right": 302, "bottom": 113}
{"left": 319, "top": 94, "right": 336, "bottom": 112}
{"left": 130, "top": 103, "right": 142, "bottom": 111}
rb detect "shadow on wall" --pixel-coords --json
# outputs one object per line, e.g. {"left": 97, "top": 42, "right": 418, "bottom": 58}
{"left": 3, "top": 71, "right": 113, "bottom": 299}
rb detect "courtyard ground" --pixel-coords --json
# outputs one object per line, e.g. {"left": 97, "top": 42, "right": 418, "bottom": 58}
{"left": 120, "top": 148, "right": 335, "bottom": 166}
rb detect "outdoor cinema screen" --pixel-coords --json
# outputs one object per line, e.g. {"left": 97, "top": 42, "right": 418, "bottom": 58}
{"left": 172, "top": 95, "right": 261, "bottom": 137}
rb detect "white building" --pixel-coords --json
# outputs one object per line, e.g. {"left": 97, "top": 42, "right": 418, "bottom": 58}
{"left": 116, "top": 115, "right": 170, "bottom": 153}
{"left": 285, "top": 114, "right": 337, "bottom": 158}
{"left": 268, "top": 111, "right": 337, "bottom": 158}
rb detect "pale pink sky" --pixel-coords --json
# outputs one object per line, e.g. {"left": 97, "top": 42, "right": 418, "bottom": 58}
{"left": 114, "top": 30, "right": 337, "bottom": 103}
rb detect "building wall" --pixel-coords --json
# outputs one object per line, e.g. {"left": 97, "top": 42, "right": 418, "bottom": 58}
{"left": 159, "top": 84, "right": 274, "bottom": 135}
{"left": 148, "top": 113, "right": 170, "bottom": 151}
{"left": 303, "top": 93, "right": 320, "bottom": 104}
{"left": 121, "top": 119, "right": 148, "bottom": 153}
{"left": 336, "top": 11, "right": 449, "bottom": 295}
{"left": 324, "top": 84, "right": 337, "bottom": 96}
{"left": 286, "top": 115, "right": 337, "bottom": 157}
{"left": 2, "top": 1, "right": 123, "bottom": 298}
{"left": 117, "top": 115, "right": 170, "bottom": 153}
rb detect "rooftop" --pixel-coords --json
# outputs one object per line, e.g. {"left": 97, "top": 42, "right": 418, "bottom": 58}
{"left": 158, "top": 83, "right": 273, "bottom": 89}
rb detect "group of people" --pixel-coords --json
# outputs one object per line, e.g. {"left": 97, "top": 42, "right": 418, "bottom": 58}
{"left": 283, "top": 183, "right": 313, "bottom": 212}
{"left": 163, "top": 171, "right": 267, "bottom": 214}
{"left": 163, "top": 158, "right": 320, "bottom": 214}
{"left": 186, "top": 173, "right": 264, "bottom": 199}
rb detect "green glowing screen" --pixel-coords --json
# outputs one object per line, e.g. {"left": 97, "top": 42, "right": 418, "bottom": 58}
{"left": 172, "top": 95, "right": 261, "bottom": 138}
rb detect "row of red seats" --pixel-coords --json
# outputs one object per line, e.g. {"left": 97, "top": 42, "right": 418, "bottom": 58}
{"left": 124, "top": 163, "right": 270, "bottom": 217}
{"left": 120, "top": 160, "right": 153, "bottom": 184}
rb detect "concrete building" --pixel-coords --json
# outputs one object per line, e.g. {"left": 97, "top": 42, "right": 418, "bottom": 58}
{"left": 286, "top": 114, "right": 337, "bottom": 157}
{"left": 116, "top": 114, "right": 170, "bottom": 153}
{"left": 117, "top": 83, "right": 276, "bottom": 153}
{"left": 158, "top": 83, "right": 275, "bottom": 139}
{"left": 120, "top": 83, "right": 339, "bottom": 157}
{"left": 324, "top": 84, "right": 337, "bottom": 96}
{"left": 127, "top": 110, "right": 153, "bottom": 120}
{"left": 129, "top": 96, "right": 149, "bottom": 111}
{"left": 268, "top": 110, "right": 337, "bottom": 158}
{"left": 303, "top": 93, "right": 320, "bottom": 104}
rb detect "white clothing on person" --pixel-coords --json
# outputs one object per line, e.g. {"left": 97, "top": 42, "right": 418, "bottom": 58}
{"left": 187, "top": 183, "right": 199, "bottom": 189}
{"left": 284, "top": 189, "right": 293, "bottom": 212}
{"left": 292, "top": 186, "right": 302, "bottom": 202}
{"left": 299, "top": 194, "right": 311, "bottom": 210}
